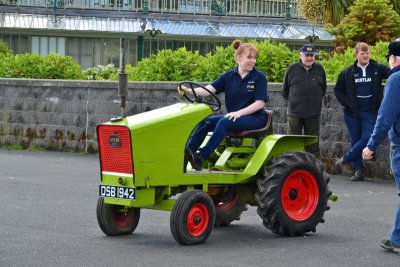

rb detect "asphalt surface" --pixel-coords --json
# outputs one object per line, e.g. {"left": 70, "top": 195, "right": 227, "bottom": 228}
{"left": 0, "top": 149, "right": 399, "bottom": 267}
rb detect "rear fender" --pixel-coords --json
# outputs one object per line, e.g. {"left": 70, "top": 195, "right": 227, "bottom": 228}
{"left": 243, "top": 134, "right": 318, "bottom": 176}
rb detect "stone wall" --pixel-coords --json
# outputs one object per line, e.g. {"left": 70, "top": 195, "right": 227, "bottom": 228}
{"left": 0, "top": 78, "right": 392, "bottom": 179}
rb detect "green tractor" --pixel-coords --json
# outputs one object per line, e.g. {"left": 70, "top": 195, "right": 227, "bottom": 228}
{"left": 96, "top": 81, "right": 336, "bottom": 245}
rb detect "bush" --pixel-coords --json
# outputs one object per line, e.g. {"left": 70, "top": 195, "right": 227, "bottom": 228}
{"left": 0, "top": 53, "right": 14, "bottom": 78}
{"left": 318, "top": 49, "right": 357, "bottom": 82}
{"left": 199, "top": 45, "right": 235, "bottom": 82}
{"left": 126, "top": 40, "right": 298, "bottom": 83}
{"left": 255, "top": 40, "right": 298, "bottom": 82}
{"left": 0, "top": 40, "right": 391, "bottom": 82}
{"left": 8, "top": 53, "right": 44, "bottom": 79}
{"left": 0, "top": 53, "right": 85, "bottom": 79}
{"left": 42, "top": 54, "right": 86, "bottom": 80}
{"left": 83, "top": 64, "right": 118, "bottom": 80}
{"left": 126, "top": 48, "right": 207, "bottom": 81}
{"left": 0, "top": 40, "right": 13, "bottom": 55}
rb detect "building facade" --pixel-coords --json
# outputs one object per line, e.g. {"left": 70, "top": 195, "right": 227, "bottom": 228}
{"left": 0, "top": 0, "right": 333, "bottom": 69}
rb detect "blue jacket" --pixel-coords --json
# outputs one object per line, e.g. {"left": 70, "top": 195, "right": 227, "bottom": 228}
{"left": 367, "top": 65, "right": 400, "bottom": 151}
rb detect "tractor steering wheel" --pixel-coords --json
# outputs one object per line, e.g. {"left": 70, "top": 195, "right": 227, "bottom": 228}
{"left": 178, "top": 81, "right": 221, "bottom": 111}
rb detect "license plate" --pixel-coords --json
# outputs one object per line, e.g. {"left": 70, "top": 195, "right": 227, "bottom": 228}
{"left": 99, "top": 185, "right": 136, "bottom": 200}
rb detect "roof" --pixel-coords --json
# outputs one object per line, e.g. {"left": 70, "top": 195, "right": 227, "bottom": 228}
{"left": 0, "top": 12, "right": 333, "bottom": 41}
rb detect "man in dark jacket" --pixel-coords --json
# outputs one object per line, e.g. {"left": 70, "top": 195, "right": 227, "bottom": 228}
{"left": 282, "top": 44, "right": 327, "bottom": 157}
{"left": 334, "top": 42, "right": 390, "bottom": 181}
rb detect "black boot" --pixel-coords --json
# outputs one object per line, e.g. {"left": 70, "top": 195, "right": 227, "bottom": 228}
{"left": 183, "top": 150, "right": 190, "bottom": 172}
{"left": 187, "top": 151, "right": 203, "bottom": 171}
{"left": 350, "top": 169, "right": 364, "bottom": 181}
{"left": 335, "top": 157, "right": 352, "bottom": 173}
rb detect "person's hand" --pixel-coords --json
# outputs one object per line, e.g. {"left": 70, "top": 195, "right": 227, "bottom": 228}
{"left": 362, "top": 147, "right": 374, "bottom": 160}
{"left": 225, "top": 111, "right": 242, "bottom": 122}
{"left": 178, "top": 85, "right": 191, "bottom": 95}
{"left": 178, "top": 85, "right": 189, "bottom": 95}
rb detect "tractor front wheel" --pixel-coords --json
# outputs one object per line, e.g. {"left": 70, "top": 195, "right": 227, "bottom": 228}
{"left": 255, "top": 151, "right": 331, "bottom": 236}
{"left": 96, "top": 197, "right": 140, "bottom": 236}
{"left": 170, "top": 190, "right": 215, "bottom": 245}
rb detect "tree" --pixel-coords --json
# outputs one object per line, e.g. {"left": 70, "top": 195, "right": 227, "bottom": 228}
{"left": 323, "top": 0, "right": 353, "bottom": 26}
{"left": 326, "top": 0, "right": 400, "bottom": 51}
{"left": 298, "top": 0, "right": 353, "bottom": 26}
{"left": 390, "top": 0, "right": 399, "bottom": 12}
{"left": 299, "top": 0, "right": 325, "bottom": 24}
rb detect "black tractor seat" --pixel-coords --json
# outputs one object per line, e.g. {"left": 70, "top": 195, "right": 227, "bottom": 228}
{"left": 227, "top": 109, "right": 273, "bottom": 138}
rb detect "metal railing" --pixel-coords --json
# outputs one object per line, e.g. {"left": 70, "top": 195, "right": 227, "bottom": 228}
{"left": 3, "top": 0, "right": 299, "bottom": 17}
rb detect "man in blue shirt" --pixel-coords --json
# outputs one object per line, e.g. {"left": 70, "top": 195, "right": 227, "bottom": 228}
{"left": 363, "top": 40, "right": 400, "bottom": 254}
{"left": 179, "top": 40, "right": 268, "bottom": 170}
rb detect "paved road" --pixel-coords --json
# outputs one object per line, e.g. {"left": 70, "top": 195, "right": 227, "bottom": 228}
{"left": 0, "top": 149, "right": 399, "bottom": 266}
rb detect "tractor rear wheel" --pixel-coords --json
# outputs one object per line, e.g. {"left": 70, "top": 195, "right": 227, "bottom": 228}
{"left": 96, "top": 197, "right": 140, "bottom": 236}
{"left": 214, "top": 192, "right": 247, "bottom": 227}
{"left": 255, "top": 151, "right": 331, "bottom": 236}
{"left": 170, "top": 190, "right": 215, "bottom": 245}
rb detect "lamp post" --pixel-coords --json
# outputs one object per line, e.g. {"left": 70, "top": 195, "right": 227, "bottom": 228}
{"left": 118, "top": 38, "right": 128, "bottom": 118}
{"left": 145, "top": 28, "right": 162, "bottom": 38}
{"left": 143, "top": 0, "right": 149, "bottom": 14}
{"left": 286, "top": 0, "right": 292, "bottom": 20}
{"left": 47, "top": 0, "right": 64, "bottom": 27}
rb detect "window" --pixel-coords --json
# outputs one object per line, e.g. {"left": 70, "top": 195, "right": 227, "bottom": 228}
{"left": 32, "top": 36, "right": 65, "bottom": 56}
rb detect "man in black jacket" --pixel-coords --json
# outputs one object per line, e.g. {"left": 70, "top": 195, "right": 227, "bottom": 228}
{"left": 334, "top": 42, "right": 390, "bottom": 181}
{"left": 282, "top": 44, "right": 327, "bottom": 157}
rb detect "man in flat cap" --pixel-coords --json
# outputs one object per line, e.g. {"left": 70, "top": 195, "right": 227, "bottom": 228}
{"left": 362, "top": 40, "right": 400, "bottom": 254}
{"left": 334, "top": 42, "right": 390, "bottom": 181}
{"left": 282, "top": 44, "right": 327, "bottom": 157}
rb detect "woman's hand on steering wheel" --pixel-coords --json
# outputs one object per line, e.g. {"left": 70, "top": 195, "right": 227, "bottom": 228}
{"left": 177, "top": 85, "right": 189, "bottom": 96}
{"left": 178, "top": 81, "right": 221, "bottom": 112}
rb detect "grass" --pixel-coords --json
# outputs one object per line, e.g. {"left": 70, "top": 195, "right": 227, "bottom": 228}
{"left": 2, "top": 144, "right": 25, "bottom": 150}
{"left": 28, "top": 144, "right": 45, "bottom": 151}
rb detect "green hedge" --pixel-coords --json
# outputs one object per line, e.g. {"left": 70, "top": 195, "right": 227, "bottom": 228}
{"left": 124, "top": 41, "right": 299, "bottom": 82}
{"left": 0, "top": 53, "right": 85, "bottom": 80}
{"left": 124, "top": 40, "right": 390, "bottom": 83}
{"left": 0, "top": 40, "right": 391, "bottom": 82}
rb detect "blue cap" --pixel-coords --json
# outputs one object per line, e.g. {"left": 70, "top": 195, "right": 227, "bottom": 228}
{"left": 300, "top": 44, "right": 316, "bottom": 54}
{"left": 387, "top": 41, "right": 400, "bottom": 59}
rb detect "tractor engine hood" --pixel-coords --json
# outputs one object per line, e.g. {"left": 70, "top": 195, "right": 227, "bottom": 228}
{"left": 104, "top": 102, "right": 212, "bottom": 134}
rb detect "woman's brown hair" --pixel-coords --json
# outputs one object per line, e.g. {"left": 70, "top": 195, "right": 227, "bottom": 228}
{"left": 232, "top": 40, "right": 258, "bottom": 58}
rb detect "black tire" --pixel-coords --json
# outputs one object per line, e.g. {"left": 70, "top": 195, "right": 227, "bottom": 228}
{"left": 170, "top": 190, "right": 215, "bottom": 245}
{"left": 96, "top": 197, "right": 140, "bottom": 236}
{"left": 255, "top": 151, "right": 331, "bottom": 236}
{"left": 214, "top": 193, "right": 248, "bottom": 227}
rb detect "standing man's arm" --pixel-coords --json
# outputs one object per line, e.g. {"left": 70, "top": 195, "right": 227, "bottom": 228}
{"left": 379, "top": 64, "right": 391, "bottom": 80}
{"left": 363, "top": 76, "right": 400, "bottom": 159}
{"left": 282, "top": 68, "right": 290, "bottom": 100}
{"left": 334, "top": 71, "right": 347, "bottom": 107}
{"left": 321, "top": 66, "right": 327, "bottom": 97}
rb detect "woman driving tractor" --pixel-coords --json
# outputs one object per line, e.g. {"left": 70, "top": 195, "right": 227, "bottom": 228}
{"left": 179, "top": 40, "right": 269, "bottom": 170}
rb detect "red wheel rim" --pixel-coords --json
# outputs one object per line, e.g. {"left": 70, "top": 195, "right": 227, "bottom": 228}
{"left": 215, "top": 193, "right": 240, "bottom": 212}
{"left": 281, "top": 169, "right": 319, "bottom": 221}
{"left": 113, "top": 208, "right": 133, "bottom": 228}
{"left": 187, "top": 203, "right": 209, "bottom": 237}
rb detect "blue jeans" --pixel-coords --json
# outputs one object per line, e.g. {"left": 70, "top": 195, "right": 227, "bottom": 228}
{"left": 390, "top": 147, "right": 400, "bottom": 245}
{"left": 186, "top": 114, "right": 264, "bottom": 160}
{"left": 343, "top": 111, "right": 377, "bottom": 170}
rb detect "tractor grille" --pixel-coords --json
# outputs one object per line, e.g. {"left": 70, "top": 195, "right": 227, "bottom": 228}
{"left": 97, "top": 125, "right": 133, "bottom": 175}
